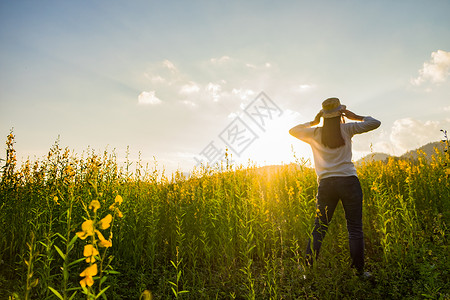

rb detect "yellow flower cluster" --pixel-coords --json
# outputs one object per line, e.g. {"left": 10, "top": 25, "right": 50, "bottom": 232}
{"left": 109, "top": 195, "right": 124, "bottom": 218}
{"left": 76, "top": 195, "right": 123, "bottom": 288}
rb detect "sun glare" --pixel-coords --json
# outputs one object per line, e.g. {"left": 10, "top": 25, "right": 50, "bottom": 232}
{"left": 239, "top": 118, "right": 313, "bottom": 168}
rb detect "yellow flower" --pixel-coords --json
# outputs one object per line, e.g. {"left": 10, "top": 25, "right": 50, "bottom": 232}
{"left": 79, "top": 263, "right": 98, "bottom": 287}
{"left": 95, "top": 230, "right": 112, "bottom": 248}
{"left": 89, "top": 200, "right": 101, "bottom": 212}
{"left": 114, "top": 195, "right": 123, "bottom": 205}
{"left": 95, "top": 229, "right": 106, "bottom": 240}
{"left": 140, "top": 290, "right": 152, "bottom": 300}
{"left": 80, "top": 276, "right": 93, "bottom": 288}
{"left": 80, "top": 263, "right": 98, "bottom": 277}
{"left": 445, "top": 168, "right": 450, "bottom": 176}
{"left": 99, "top": 239, "right": 112, "bottom": 248}
{"left": 76, "top": 220, "right": 95, "bottom": 240}
{"left": 109, "top": 195, "right": 123, "bottom": 211}
{"left": 98, "top": 214, "right": 112, "bottom": 230}
{"left": 315, "top": 208, "right": 322, "bottom": 217}
{"left": 115, "top": 207, "right": 123, "bottom": 218}
{"left": 53, "top": 196, "right": 59, "bottom": 203}
{"left": 83, "top": 244, "right": 99, "bottom": 263}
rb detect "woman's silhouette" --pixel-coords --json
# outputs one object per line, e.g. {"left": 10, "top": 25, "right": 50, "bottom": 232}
{"left": 289, "top": 97, "right": 380, "bottom": 277}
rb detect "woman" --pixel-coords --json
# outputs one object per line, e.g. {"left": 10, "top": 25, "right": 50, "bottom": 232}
{"left": 289, "top": 97, "right": 380, "bottom": 277}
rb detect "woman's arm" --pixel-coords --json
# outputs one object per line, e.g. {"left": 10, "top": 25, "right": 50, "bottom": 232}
{"left": 289, "top": 111, "right": 322, "bottom": 140}
{"left": 343, "top": 109, "right": 381, "bottom": 135}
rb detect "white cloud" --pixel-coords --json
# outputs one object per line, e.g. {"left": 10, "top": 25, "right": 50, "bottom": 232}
{"left": 293, "top": 84, "right": 316, "bottom": 93}
{"left": 372, "top": 140, "right": 395, "bottom": 154}
{"left": 412, "top": 50, "right": 450, "bottom": 85}
{"left": 227, "top": 112, "right": 238, "bottom": 119}
{"left": 444, "top": 105, "right": 450, "bottom": 112}
{"left": 138, "top": 91, "right": 162, "bottom": 105}
{"left": 142, "top": 60, "right": 182, "bottom": 89}
{"left": 389, "top": 118, "right": 450, "bottom": 153}
{"left": 209, "top": 56, "right": 273, "bottom": 73}
{"left": 245, "top": 62, "right": 274, "bottom": 70}
{"left": 210, "top": 56, "right": 232, "bottom": 65}
{"left": 206, "top": 82, "right": 222, "bottom": 102}
{"left": 146, "top": 74, "right": 165, "bottom": 84}
{"left": 162, "top": 59, "right": 177, "bottom": 72}
{"left": 181, "top": 100, "right": 197, "bottom": 107}
{"left": 232, "top": 88, "right": 255, "bottom": 100}
{"left": 179, "top": 82, "right": 200, "bottom": 94}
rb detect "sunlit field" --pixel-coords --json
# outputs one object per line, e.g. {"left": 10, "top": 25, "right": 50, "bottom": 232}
{"left": 0, "top": 132, "right": 449, "bottom": 300}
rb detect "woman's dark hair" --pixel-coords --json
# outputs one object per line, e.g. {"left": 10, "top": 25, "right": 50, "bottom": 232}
{"left": 321, "top": 116, "right": 345, "bottom": 148}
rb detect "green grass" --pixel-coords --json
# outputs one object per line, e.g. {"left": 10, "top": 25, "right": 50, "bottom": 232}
{"left": 0, "top": 133, "right": 449, "bottom": 299}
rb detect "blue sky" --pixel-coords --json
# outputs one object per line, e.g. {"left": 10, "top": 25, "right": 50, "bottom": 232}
{"left": 1, "top": 0, "right": 450, "bottom": 173}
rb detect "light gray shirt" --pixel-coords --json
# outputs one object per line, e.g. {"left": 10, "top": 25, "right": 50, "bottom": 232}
{"left": 289, "top": 117, "right": 381, "bottom": 181}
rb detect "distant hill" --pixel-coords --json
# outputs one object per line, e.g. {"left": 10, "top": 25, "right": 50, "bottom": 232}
{"left": 356, "top": 152, "right": 391, "bottom": 164}
{"left": 356, "top": 141, "right": 446, "bottom": 164}
{"left": 401, "top": 141, "right": 445, "bottom": 160}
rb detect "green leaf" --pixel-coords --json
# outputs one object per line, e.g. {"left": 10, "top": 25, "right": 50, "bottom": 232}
{"left": 48, "top": 286, "right": 64, "bottom": 300}
{"left": 55, "top": 233, "right": 67, "bottom": 242}
{"left": 68, "top": 291, "right": 78, "bottom": 300}
{"left": 54, "top": 245, "right": 65, "bottom": 260}
{"left": 68, "top": 234, "right": 78, "bottom": 249}
{"left": 170, "top": 260, "right": 177, "bottom": 269}
{"left": 168, "top": 281, "right": 177, "bottom": 287}
{"left": 103, "top": 270, "right": 120, "bottom": 275}
{"left": 68, "top": 257, "right": 86, "bottom": 267}
{"left": 39, "top": 241, "right": 50, "bottom": 248}
{"left": 30, "top": 278, "right": 39, "bottom": 287}
{"left": 100, "top": 275, "right": 108, "bottom": 285}
{"left": 81, "top": 285, "right": 88, "bottom": 295}
{"left": 95, "top": 286, "right": 110, "bottom": 299}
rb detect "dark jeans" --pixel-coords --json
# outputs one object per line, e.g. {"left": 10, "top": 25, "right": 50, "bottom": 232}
{"left": 306, "top": 175, "right": 365, "bottom": 272}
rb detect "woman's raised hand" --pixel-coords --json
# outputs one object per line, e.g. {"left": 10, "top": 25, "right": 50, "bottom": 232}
{"left": 311, "top": 111, "right": 323, "bottom": 126}
{"left": 342, "top": 109, "right": 364, "bottom": 121}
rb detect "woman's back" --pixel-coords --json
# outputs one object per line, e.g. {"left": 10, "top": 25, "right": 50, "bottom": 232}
{"left": 289, "top": 116, "right": 381, "bottom": 180}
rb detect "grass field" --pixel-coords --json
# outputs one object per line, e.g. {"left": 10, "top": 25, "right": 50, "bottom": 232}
{"left": 0, "top": 132, "right": 449, "bottom": 299}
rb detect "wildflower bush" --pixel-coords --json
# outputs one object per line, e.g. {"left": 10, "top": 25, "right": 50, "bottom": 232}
{"left": 0, "top": 131, "right": 448, "bottom": 299}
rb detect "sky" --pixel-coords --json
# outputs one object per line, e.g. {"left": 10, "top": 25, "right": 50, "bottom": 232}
{"left": 1, "top": 0, "right": 450, "bottom": 174}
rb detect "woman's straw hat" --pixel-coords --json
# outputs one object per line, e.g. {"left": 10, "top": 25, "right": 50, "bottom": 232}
{"left": 321, "top": 97, "right": 346, "bottom": 118}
